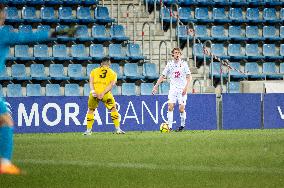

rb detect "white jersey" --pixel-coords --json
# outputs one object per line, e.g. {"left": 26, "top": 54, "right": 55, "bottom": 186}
{"left": 162, "top": 59, "right": 191, "bottom": 91}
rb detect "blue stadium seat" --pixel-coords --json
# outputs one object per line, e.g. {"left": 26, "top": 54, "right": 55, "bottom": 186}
{"left": 179, "top": 7, "right": 194, "bottom": 23}
{"left": 230, "top": 0, "right": 248, "bottom": 5}
{"left": 0, "top": 65, "right": 11, "bottom": 81}
{"left": 8, "top": 0, "right": 26, "bottom": 5}
{"left": 263, "top": 44, "right": 280, "bottom": 59}
{"left": 159, "top": 82, "right": 170, "bottom": 95}
{"left": 246, "top": 44, "right": 262, "bottom": 59}
{"left": 34, "top": 44, "right": 54, "bottom": 61}
{"left": 11, "top": 64, "right": 30, "bottom": 80}
{"left": 89, "top": 44, "right": 105, "bottom": 61}
{"left": 7, "top": 84, "right": 23, "bottom": 97}
{"left": 195, "top": 7, "right": 210, "bottom": 22}
{"left": 211, "top": 43, "right": 228, "bottom": 59}
{"left": 5, "top": 7, "right": 22, "bottom": 23}
{"left": 213, "top": 0, "right": 230, "bottom": 5}
{"left": 227, "top": 44, "right": 247, "bottom": 60}
{"left": 281, "top": 8, "right": 284, "bottom": 21}
{"left": 245, "top": 26, "right": 262, "bottom": 41}
{"left": 209, "top": 62, "right": 228, "bottom": 79}
{"left": 111, "top": 85, "right": 120, "bottom": 95}
{"left": 22, "top": 7, "right": 41, "bottom": 22}
{"left": 160, "top": 7, "right": 177, "bottom": 24}
{"left": 245, "top": 62, "right": 265, "bottom": 80}
{"left": 140, "top": 83, "right": 154, "bottom": 95}
{"left": 124, "top": 63, "right": 145, "bottom": 80}
{"left": 126, "top": 43, "right": 145, "bottom": 61}
{"left": 163, "top": 0, "right": 179, "bottom": 6}
{"left": 92, "top": 25, "right": 111, "bottom": 43}
{"left": 0, "top": 84, "right": 4, "bottom": 97}
{"left": 55, "top": 25, "right": 76, "bottom": 41}
{"left": 263, "top": 26, "right": 280, "bottom": 41}
{"left": 177, "top": 25, "right": 189, "bottom": 42}
{"left": 7, "top": 47, "right": 16, "bottom": 61}
{"left": 15, "top": 45, "right": 35, "bottom": 61}
{"left": 30, "top": 64, "right": 49, "bottom": 80}
{"left": 68, "top": 64, "right": 87, "bottom": 80}
{"left": 41, "top": 7, "right": 59, "bottom": 23}
{"left": 45, "top": 0, "right": 63, "bottom": 4}
{"left": 110, "top": 25, "right": 130, "bottom": 42}
{"left": 212, "top": 7, "right": 229, "bottom": 23}
{"left": 46, "top": 84, "right": 61, "bottom": 96}
{"left": 18, "top": 24, "right": 33, "bottom": 34}
{"left": 71, "top": 44, "right": 91, "bottom": 60}
{"left": 264, "top": 0, "right": 282, "bottom": 6}
{"left": 26, "top": 84, "right": 42, "bottom": 96}
{"left": 227, "top": 82, "right": 240, "bottom": 93}
{"left": 53, "top": 44, "right": 72, "bottom": 61}
{"left": 75, "top": 25, "right": 93, "bottom": 41}
{"left": 27, "top": 0, "right": 45, "bottom": 5}
{"left": 83, "top": 0, "right": 99, "bottom": 5}
{"left": 65, "top": 84, "right": 80, "bottom": 96}
{"left": 86, "top": 64, "right": 100, "bottom": 76}
{"left": 179, "top": 0, "right": 197, "bottom": 6}
{"left": 1, "top": 25, "right": 14, "bottom": 32}
{"left": 263, "top": 62, "right": 283, "bottom": 80}
{"left": 228, "top": 25, "right": 245, "bottom": 41}
{"left": 64, "top": 0, "right": 81, "bottom": 5}
{"left": 143, "top": 63, "right": 159, "bottom": 80}
{"left": 95, "top": 6, "right": 115, "bottom": 24}
{"left": 193, "top": 43, "right": 204, "bottom": 58}
{"left": 280, "top": 63, "right": 284, "bottom": 75}
{"left": 77, "top": 6, "right": 94, "bottom": 23}
{"left": 229, "top": 8, "right": 245, "bottom": 22}
{"left": 229, "top": 62, "right": 247, "bottom": 80}
{"left": 83, "top": 83, "right": 90, "bottom": 96}
{"left": 263, "top": 8, "right": 278, "bottom": 23}
{"left": 211, "top": 26, "right": 228, "bottom": 41}
{"left": 280, "top": 26, "right": 284, "bottom": 39}
{"left": 246, "top": 8, "right": 261, "bottom": 23}
{"left": 281, "top": 44, "right": 284, "bottom": 57}
{"left": 37, "top": 25, "right": 54, "bottom": 40}
{"left": 121, "top": 83, "right": 136, "bottom": 96}
{"left": 58, "top": 6, "right": 77, "bottom": 22}
{"left": 110, "top": 63, "right": 126, "bottom": 80}
{"left": 49, "top": 64, "right": 69, "bottom": 80}
{"left": 195, "top": 25, "right": 211, "bottom": 40}
{"left": 109, "top": 44, "right": 129, "bottom": 61}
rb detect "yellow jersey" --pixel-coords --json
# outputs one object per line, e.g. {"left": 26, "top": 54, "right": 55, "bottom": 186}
{"left": 90, "top": 66, "right": 117, "bottom": 94}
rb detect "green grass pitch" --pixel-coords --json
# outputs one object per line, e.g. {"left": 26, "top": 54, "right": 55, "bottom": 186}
{"left": 1, "top": 129, "right": 284, "bottom": 188}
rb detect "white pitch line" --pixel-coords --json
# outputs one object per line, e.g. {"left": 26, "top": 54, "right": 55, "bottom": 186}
{"left": 15, "top": 159, "right": 284, "bottom": 174}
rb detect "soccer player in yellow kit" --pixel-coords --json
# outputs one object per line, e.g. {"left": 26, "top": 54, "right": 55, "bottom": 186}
{"left": 84, "top": 59, "right": 125, "bottom": 135}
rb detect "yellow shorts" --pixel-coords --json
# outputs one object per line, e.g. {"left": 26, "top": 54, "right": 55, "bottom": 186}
{"left": 88, "top": 92, "right": 116, "bottom": 110}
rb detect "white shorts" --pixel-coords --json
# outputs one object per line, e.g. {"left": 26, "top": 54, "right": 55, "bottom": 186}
{"left": 168, "top": 89, "right": 187, "bottom": 105}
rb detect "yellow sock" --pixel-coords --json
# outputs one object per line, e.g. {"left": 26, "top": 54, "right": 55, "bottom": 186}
{"left": 86, "top": 113, "right": 94, "bottom": 130}
{"left": 111, "top": 111, "right": 120, "bottom": 129}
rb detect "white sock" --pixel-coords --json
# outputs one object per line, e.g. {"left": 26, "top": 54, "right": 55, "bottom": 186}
{"left": 1, "top": 158, "right": 11, "bottom": 165}
{"left": 180, "top": 111, "right": 186, "bottom": 127}
{"left": 167, "top": 111, "right": 173, "bottom": 129}
{"left": 116, "top": 127, "right": 121, "bottom": 131}
{"left": 87, "top": 128, "right": 92, "bottom": 132}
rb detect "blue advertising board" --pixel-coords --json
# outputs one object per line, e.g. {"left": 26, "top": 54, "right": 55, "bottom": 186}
{"left": 263, "top": 94, "right": 284, "bottom": 129}
{"left": 222, "top": 94, "right": 262, "bottom": 129}
{"left": 5, "top": 94, "right": 217, "bottom": 133}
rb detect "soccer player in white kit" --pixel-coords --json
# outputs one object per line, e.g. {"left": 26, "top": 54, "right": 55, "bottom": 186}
{"left": 152, "top": 47, "right": 192, "bottom": 131}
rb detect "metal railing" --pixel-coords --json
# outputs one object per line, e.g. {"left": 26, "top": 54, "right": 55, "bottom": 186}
{"left": 159, "top": 40, "right": 169, "bottom": 74}
{"left": 203, "top": 40, "right": 213, "bottom": 87}
{"left": 126, "top": 3, "right": 137, "bottom": 43}
{"left": 142, "top": 22, "right": 152, "bottom": 63}
{"left": 170, "top": 3, "right": 179, "bottom": 49}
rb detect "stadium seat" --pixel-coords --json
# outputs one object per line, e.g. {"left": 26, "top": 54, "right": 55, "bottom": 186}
{"left": 140, "top": 83, "right": 154, "bottom": 95}
{"left": 30, "top": 64, "right": 49, "bottom": 80}
{"left": 230, "top": 0, "right": 247, "bottom": 5}
{"left": 11, "top": 64, "right": 30, "bottom": 81}
{"left": 212, "top": 7, "right": 229, "bottom": 23}
{"left": 65, "top": 84, "right": 80, "bottom": 96}
{"left": 55, "top": 25, "right": 76, "bottom": 41}
{"left": 91, "top": 25, "right": 111, "bottom": 43}
{"left": 83, "top": 83, "right": 90, "bottom": 96}
{"left": 83, "top": 0, "right": 99, "bottom": 5}
{"left": 163, "top": 0, "right": 179, "bottom": 6}
{"left": 280, "top": 63, "right": 284, "bottom": 75}
{"left": 46, "top": 84, "right": 61, "bottom": 96}
{"left": 179, "top": 0, "right": 197, "bottom": 6}
{"left": 227, "top": 44, "right": 247, "bottom": 60}
{"left": 227, "top": 81, "right": 240, "bottom": 93}
{"left": 178, "top": 7, "right": 194, "bottom": 23}
{"left": 49, "top": 64, "right": 69, "bottom": 80}
{"left": 126, "top": 43, "right": 145, "bottom": 61}
{"left": 18, "top": 24, "right": 33, "bottom": 34}
{"left": 246, "top": 8, "right": 261, "bottom": 23}
{"left": 228, "top": 25, "right": 245, "bottom": 41}
{"left": 211, "top": 26, "right": 229, "bottom": 41}
{"left": 248, "top": 0, "right": 265, "bottom": 5}
{"left": 34, "top": 44, "right": 54, "bottom": 61}
{"left": 245, "top": 62, "right": 265, "bottom": 80}
{"left": 159, "top": 82, "right": 170, "bottom": 95}
{"left": 86, "top": 64, "right": 100, "bottom": 76}
{"left": 27, "top": 0, "right": 45, "bottom": 5}
{"left": 37, "top": 25, "right": 55, "bottom": 40}
{"left": 263, "top": 26, "right": 280, "bottom": 41}
{"left": 110, "top": 63, "right": 126, "bottom": 80}
{"left": 281, "top": 8, "right": 284, "bottom": 21}
{"left": 9, "top": 0, "right": 26, "bottom": 5}
{"left": 263, "top": 8, "right": 278, "bottom": 23}
{"left": 68, "top": 64, "right": 87, "bottom": 80}
{"left": 246, "top": 44, "right": 262, "bottom": 59}
{"left": 280, "top": 26, "right": 284, "bottom": 39}
{"left": 45, "top": 0, "right": 63, "bottom": 5}
{"left": 211, "top": 43, "right": 229, "bottom": 59}
{"left": 59, "top": 6, "right": 77, "bottom": 22}
{"left": 5, "top": 7, "right": 22, "bottom": 23}
{"left": 229, "top": 62, "right": 247, "bottom": 80}
{"left": 195, "top": 25, "right": 211, "bottom": 40}
{"left": 124, "top": 63, "right": 145, "bottom": 80}
{"left": 2, "top": 25, "right": 14, "bottom": 32}
{"left": 71, "top": 44, "right": 91, "bottom": 60}
{"left": 110, "top": 25, "right": 130, "bottom": 42}
{"left": 195, "top": 7, "right": 210, "bottom": 22}
{"left": 7, "top": 84, "right": 23, "bottom": 97}
{"left": 75, "top": 25, "right": 93, "bottom": 41}
{"left": 142, "top": 63, "right": 159, "bottom": 80}
{"left": 229, "top": 8, "right": 245, "bottom": 22}
{"left": 177, "top": 25, "right": 189, "bottom": 42}
{"left": 121, "top": 83, "right": 136, "bottom": 96}
{"left": 26, "top": 84, "right": 42, "bottom": 96}
{"left": 0, "top": 84, "right": 4, "bottom": 97}
{"left": 263, "top": 62, "right": 283, "bottom": 80}
{"left": 7, "top": 47, "right": 16, "bottom": 61}
{"left": 41, "top": 7, "right": 59, "bottom": 23}
{"left": 264, "top": 0, "right": 282, "bottom": 6}
{"left": 64, "top": 0, "right": 81, "bottom": 5}
{"left": 111, "top": 85, "right": 120, "bottom": 95}
{"left": 15, "top": 45, "right": 35, "bottom": 61}
{"left": 193, "top": 43, "right": 204, "bottom": 58}
{"left": 95, "top": 6, "right": 115, "bottom": 24}
{"left": 263, "top": 44, "right": 280, "bottom": 59}
{"left": 160, "top": 7, "right": 177, "bottom": 25}
{"left": 53, "top": 44, "right": 72, "bottom": 61}
{"left": 0, "top": 65, "right": 11, "bottom": 81}
{"left": 245, "top": 26, "right": 262, "bottom": 41}
{"left": 281, "top": 44, "right": 284, "bottom": 57}
{"left": 109, "top": 44, "right": 129, "bottom": 61}
{"left": 77, "top": 6, "right": 94, "bottom": 23}
{"left": 89, "top": 44, "right": 105, "bottom": 61}
{"left": 209, "top": 62, "right": 228, "bottom": 79}
{"left": 22, "top": 7, "right": 41, "bottom": 22}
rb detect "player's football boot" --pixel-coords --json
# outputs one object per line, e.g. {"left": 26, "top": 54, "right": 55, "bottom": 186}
{"left": 83, "top": 130, "right": 92, "bottom": 136}
{"left": 0, "top": 163, "right": 21, "bottom": 175}
{"left": 116, "top": 130, "right": 125, "bottom": 134}
{"left": 175, "top": 126, "right": 185, "bottom": 132}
